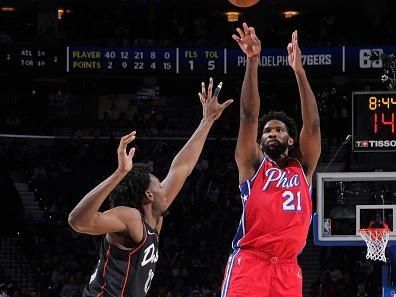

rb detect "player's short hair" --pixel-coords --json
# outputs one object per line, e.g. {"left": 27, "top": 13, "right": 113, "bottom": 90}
{"left": 260, "top": 111, "right": 298, "bottom": 147}
{"left": 109, "top": 163, "right": 153, "bottom": 209}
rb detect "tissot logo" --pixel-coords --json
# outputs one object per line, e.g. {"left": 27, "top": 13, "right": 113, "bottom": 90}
{"left": 356, "top": 140, "right": 369, "bottom": 147}
{"left": 356, "top": 140, "right": 396, "bottom": 148}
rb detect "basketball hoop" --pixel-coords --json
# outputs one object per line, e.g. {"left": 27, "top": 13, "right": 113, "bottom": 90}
{"left": 359, "top": 227, "right": 390, "bottom": 262}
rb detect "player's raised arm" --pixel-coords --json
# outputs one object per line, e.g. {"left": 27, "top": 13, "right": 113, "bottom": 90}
{"left": 232, "top": 23, "right": 263, "bottom": 183}
{"left": 288, "top": 30, "right": 321, "bottom": 183}
{"left": 161, "top": 78, "right": 233, "bottom": 208}
{"left": 68, "top": 131, "right": 142, "bottom": 237}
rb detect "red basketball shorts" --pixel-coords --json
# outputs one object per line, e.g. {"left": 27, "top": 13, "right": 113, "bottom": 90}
{"left": 221, "top": 249, "right": 303, "bottom": 297}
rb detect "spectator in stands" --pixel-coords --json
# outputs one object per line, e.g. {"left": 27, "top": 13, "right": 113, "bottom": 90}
{"left": 356, "top": 283, "right": 369, "bottom": 297}
{"left": 309, "top": 271, "right": 337, "bottom": 297}
{"left": 0, "top": 283, "right": 9, "bottom": 297}
{"left": 59, "top": 275, "right": 80, "bottom": 297}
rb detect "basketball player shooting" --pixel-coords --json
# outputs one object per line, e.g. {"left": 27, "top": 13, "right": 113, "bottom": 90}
{"left": 68, "top": 78, "right": 232, "bottom": 297}
{"left": 221, "top": 23, "right": 321, "bottom": 297}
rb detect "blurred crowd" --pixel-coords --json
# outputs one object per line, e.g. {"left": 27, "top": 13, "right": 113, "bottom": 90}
{"left": 0, "top": 84, "right": 351, "bottom": 143}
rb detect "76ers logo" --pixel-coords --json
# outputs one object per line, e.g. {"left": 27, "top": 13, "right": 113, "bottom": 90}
{"left": 263, "top": 168, "right": 300, "bottom": 191}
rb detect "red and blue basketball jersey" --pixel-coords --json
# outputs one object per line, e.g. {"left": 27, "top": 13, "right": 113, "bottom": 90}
{"left": 231, "top": 156, "right": 312, "bottom": 258}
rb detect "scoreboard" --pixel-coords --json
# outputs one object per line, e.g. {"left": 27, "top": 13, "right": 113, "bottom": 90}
{"left": 178, "top": 48, "right": 225, "bottom": 75}
{"left": 67, "top": 47, "right": 227, "bottom": 75}
{"left": 68, "top": 47, "right": 177, "bottom": 74}
{"left": 0, "top": 45, "right": 349, "bottom": 76}
{"left": 66, "top": 47, "right": 339, "bottom": 75}
{"left": 2, "top": 44, "right": 396, "bottom": 77}
{"left": 352, "top": 91, "right": 396, "bottom": 152}
{"left": 0, "top": 46, "right": 63, "bottom": 73}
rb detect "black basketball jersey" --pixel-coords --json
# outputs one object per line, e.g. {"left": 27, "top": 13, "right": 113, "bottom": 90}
{"left": 83, "top": 219, "right": 159, "bottom": 297}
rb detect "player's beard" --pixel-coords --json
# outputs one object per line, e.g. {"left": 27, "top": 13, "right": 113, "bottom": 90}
{"left": 262, "top": 140, "right": 288, "bottom": 159}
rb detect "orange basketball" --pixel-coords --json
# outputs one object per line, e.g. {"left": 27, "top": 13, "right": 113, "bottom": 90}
{"left": 228, "top": 0, "right": 260, "bottom": 8}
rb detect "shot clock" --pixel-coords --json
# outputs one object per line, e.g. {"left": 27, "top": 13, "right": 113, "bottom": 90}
{"left": 352, "top": 91, "right": 396, "bottom": 152}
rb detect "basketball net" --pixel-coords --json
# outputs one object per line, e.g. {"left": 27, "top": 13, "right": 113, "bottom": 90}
{"left": 359, "top": 227, "right": 390, "bottom": 262}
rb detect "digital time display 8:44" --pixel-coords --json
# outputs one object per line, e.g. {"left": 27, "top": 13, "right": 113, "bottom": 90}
{"left": 353, "top": 91, "right": 396, "bottom": 152}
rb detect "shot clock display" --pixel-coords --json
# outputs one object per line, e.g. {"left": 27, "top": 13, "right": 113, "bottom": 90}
{"left": 352, "top": 91, "right": 396, "bottom": 152}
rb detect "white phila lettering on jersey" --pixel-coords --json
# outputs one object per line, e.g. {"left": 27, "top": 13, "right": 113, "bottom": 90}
{"left": 262, "top": 168, "right": 300, "bottom": 191}
{"left": 141, "top": 243, "right": 158, "bottom": 267}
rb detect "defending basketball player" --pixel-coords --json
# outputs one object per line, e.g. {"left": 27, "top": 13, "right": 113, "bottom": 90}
{"left": 68, "top": 78, "right": 232, "bottom": 297}
{"left": 221, "top": 23, "right": 321, "bottom": 297}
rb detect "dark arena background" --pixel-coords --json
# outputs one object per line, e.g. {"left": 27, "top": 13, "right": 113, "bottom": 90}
{"left": 1, "top": 0, "right": 396, "bottom": 296}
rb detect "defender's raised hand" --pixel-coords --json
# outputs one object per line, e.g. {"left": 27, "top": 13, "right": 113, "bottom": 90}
{"left": 287, "top": 30, "right": 303, "bottom": 73}
{"left": 117, "top": 131, "right": 136, "bottom": 173}
{"left": 232, "top": 22, "right": 261, "bottom": 58}
{"left": 198, "top": 78, "right": 233, "bottom": 121}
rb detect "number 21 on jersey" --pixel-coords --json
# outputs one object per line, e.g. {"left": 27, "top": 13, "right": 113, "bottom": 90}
{"left": 282, "top": 191, "right": 302, "bottom": 211}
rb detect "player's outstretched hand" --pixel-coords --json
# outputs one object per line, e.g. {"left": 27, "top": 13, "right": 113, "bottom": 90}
{"left": 232, "top": 22, "right": 261, "bottom": 58}
{"left": 198, "top": 77, "right": 233, "bottom": 121}
{"left": 287, "top": 30, "right": 303, "bottom": 73}
{"left": 117, "top": 131, "right": 136, "bottom": 173}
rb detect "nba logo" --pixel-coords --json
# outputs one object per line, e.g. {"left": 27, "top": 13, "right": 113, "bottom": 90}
{"left": 323, "top": 218, "right": 331, "bottom": 236}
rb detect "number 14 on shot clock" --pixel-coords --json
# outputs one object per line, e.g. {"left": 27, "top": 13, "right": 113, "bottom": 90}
{"left": 353, "top": 91, "right": 396, "bottom": 152}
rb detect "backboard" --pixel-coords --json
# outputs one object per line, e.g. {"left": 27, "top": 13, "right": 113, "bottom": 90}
{"left": 313, "top": 172, "right": 396, "bottom": 246}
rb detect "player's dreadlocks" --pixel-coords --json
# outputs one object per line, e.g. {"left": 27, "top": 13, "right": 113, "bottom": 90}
{"left": 260, "top": 111, "right": 298, "bottom": 150}
{"left": 109, "top": 163, "right": 153, "bottom": 209}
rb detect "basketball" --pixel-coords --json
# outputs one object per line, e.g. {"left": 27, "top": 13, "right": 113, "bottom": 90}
{"left": 228, "top": 0, "right": 260, "bottom": 8}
